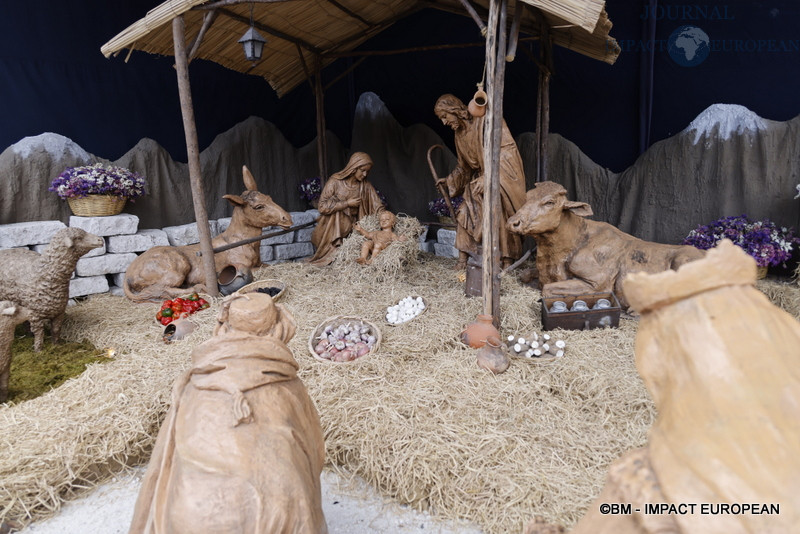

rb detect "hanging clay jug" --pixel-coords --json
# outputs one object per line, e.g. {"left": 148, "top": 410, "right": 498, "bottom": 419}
{"left": 476, "top": 336, "right": 510, "bottom": 374}
{"left": 461, "top": 314, "right": 500, "bottom": 349}
{"left": 467, "top": 88, "right": 488, "bottom": 117}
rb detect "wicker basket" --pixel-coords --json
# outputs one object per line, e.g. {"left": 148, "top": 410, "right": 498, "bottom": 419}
{"left": 67, "top": 195, "right": 126, "bottom": 217}
{"left": 756, "top": 265, "right": 768, "bottom": 280}
{"left": 308, "top": 316, "right": 381, "bottom": 364}
{"left": 233, "top": 279, "right": 287, "bottom": 301}
{"left": 385, "top": 295, "right": 427, "bottom": 326}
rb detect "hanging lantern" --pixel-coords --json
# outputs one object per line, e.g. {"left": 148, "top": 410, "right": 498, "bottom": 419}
{"left": 238, "top": 26, "right": 267, "bottom": 63}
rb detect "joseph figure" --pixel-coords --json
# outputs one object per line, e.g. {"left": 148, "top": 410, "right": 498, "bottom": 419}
{"left": 434, "top": 94, "right": 527, "bottom": 269}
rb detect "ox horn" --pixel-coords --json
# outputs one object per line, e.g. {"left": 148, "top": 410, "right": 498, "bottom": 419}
{"left": 242, "top": 165, "right": 258, "bottom": 192}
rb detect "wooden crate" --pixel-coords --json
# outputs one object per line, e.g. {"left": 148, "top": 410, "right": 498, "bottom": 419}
{"left": 541, "top": 292, "right": 621, "bottom": 331}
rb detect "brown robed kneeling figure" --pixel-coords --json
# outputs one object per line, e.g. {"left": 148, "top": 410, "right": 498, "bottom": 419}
{"left": 525, "top": 240, "right": 800, "bottom": 534}
{"left": 433, "top": 94, "right": 527, "bottom": 270}
{"left": 129, "top": 293, "right": 327, "bottom": 534}
{"left": 308, "top": 152, "right": 385, "bottom": 266}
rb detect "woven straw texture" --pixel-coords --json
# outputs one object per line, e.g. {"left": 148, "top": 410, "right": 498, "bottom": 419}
{"left": 67, "top": 195, "right": 126, "bottom": 217}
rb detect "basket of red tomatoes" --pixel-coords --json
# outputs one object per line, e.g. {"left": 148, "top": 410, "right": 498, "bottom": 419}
{"left": 155, "top": 293, "right": 210, "bottom": 325}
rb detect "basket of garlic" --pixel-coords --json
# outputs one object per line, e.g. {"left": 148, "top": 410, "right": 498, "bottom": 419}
{"left": 385, "top": 295, "right": 427, "bottom": 325}
{"left": 309, "top": 316, "right": 382, "bottom": 363}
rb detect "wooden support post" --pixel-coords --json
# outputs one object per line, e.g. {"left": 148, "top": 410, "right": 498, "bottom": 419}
{"left": 482, "top": 0, "right": 507, "bottom": 323}
{"left": 314, "top": 55, "right": 328, "bottom": 182}
{"left": 173, "top": 16, "right": 219, "bottom": 297}
{"left": 187, "top": 9, "right": 218, "bottom": 63}
{"left": 531, "top": 7, "right": 552, "bottom": 183}
{"left": 539, "top": 23, "right": 551, "bottom": 183}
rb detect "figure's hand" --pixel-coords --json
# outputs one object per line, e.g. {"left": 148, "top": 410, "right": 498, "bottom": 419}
{"left": 346, "top": 197, "right": 361, "bottom": 208}
{"left": 436, "top": 178, "right": 448, "bottom": 188}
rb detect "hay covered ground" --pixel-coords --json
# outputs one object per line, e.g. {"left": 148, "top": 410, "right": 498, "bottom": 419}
{"left": 2, "top": 241, "right": 798, "bottom": 533}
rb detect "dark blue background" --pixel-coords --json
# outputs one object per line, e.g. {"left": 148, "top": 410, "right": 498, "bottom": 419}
{"left": 1, "top": 1, "right": 798, "bottom": 172}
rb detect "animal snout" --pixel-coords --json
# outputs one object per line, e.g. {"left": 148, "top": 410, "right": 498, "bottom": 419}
{"left": 279, "top": 214, "right": 293, "bottom": 229}
{"left": 507, "top": 215, "right": 522, "bottom": 233}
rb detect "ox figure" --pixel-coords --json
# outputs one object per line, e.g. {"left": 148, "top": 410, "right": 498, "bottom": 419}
{"left": 506, "top": 181, "right": 704, "bottom": 310}
{"left": 124, "top": 166, "right": 292, "bottom": 302}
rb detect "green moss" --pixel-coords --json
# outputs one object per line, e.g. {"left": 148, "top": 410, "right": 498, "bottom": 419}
{"left": 7, "top": 325, "right": 112, "bottom": 403}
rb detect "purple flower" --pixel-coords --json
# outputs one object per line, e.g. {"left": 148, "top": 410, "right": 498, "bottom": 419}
{"left": 428, "top": 196, "right": 464, "bottom": 217}
{"left": 298, "top": 177, "right": 322, "bottom": 203}
{"left": 683, "top": 214, "right": 800, "bottom": 267}
{"left": 49, "top": 163, "right": 147, "bottom": 202}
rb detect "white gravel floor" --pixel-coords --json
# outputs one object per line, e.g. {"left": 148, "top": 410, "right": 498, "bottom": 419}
{"left": 18, "top": 467, "right": 483, "bottom": 534}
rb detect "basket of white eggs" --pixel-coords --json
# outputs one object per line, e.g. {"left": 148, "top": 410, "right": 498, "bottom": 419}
{"left": 505, "top": 331, "right": 566, "bottom": 362}
{"left": 385, "top": 295, "right": 427, "bottom": 326}
{"left": 309, "top": 316, "right": 381, "bottom": 363}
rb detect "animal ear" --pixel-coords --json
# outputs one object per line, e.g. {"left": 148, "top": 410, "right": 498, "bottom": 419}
{"left": 565, "top": 200, "right": 593, "bottom": 217}
{"left": 1, "top": 305, "right": 16, "bottom": 316}
{"left": 64, "top": 236, "right": 74, "bottom": 248}
{"left": 223, "top": 194, "right": 245, "bottom": 207}
{"left": 242, "top": 165, "right": 258, "bottom": 192}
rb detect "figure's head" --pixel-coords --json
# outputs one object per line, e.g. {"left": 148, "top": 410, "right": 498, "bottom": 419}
{"left": 506, "top": 181, "right": 593, "bottom": 236}
{"left": 434, "top": 94, "right": 470, "bottom": 131}
{"left": 214, "top": 292, "right": 296, "bottom": 344}
{"left": 332, "top": 152, "right": 374, "bottom": 182}
{"left": 379, "top": 211, "right": 396, "bottom": 229}
{"left": 223, "top": 166, "right": 293, "bottom": 229}
{"left": 355, "top": 163, "right": 372, "bottom": 181}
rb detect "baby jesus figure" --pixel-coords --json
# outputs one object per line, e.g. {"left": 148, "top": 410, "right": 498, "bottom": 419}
{"left": 355, "top": 211, "right": 408, "bottom": 265}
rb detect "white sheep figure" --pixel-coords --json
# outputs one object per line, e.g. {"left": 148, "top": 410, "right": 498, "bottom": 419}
{"left": 0, "top": 301, "right": 31, "bottom": 402}
{"left": 0, "top": 227, "right": 103, "bottom": 352}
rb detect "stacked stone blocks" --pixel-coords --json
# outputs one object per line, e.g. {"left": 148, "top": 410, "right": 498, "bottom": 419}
{"left": 0, "top": 212, "right": 458, "bottom": 299}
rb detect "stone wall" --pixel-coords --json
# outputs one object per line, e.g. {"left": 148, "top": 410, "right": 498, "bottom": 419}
{"left": 0, "top": 216, "right": 457, "bottom": 300}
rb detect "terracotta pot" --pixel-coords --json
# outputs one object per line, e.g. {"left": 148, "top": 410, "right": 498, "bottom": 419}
{"left": 461, "top": 314, "right": 499, "bottom": 348}
{"left": 467, "top": 89, "right": 488, "bottom": 117}
{"left": 162, "top": 318, "right": 196, "bottom": 343}
{"left": 476, "top": 336, "right": 510, "bottom": 374}
{"left": 217, "top": 265, "right": 254, "bottom": 296}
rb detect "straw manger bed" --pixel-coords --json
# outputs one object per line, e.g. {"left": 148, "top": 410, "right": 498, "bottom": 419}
{"left": 1, "top": 255, "right": 798, "bottom": 532}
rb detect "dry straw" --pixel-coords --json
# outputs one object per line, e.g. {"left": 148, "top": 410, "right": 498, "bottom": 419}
{"left": 2, "top": 257, "right": 798, "bottom": 532}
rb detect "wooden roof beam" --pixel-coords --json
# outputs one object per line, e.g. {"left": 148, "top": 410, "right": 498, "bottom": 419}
{"left": 457, "top": 0, "right": 487, "bottom": 35}
{"left": 195, "top": 0, "right": 296, "bottom": 9}
{"left": 187, "top": 9, "right": 218, "bottom": 63}
{"left": 323, "top": 36, "right": 538, "bottom": 58}
{"left": 324, "top": 0, "right": 373, "bottom": 26}
{"left": 324, "top": 4, "right": 423, "bottom": 54}
{"left": 216, "top": 7, "right": 323, "bottom": 54}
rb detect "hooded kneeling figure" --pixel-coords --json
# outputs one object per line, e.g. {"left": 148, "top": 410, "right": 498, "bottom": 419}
{"left": 130, "top": 292, "right": 327, "bottom": 534}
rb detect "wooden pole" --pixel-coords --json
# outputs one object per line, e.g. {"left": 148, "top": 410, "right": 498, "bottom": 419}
{"left": 534, "top": 64, "right": 543, "bottom": 183}
{"left": 540, "top": 23, "right": 551, "bottom": 183}
{"left": 314, "top": 54, "right": 328, "bottom": 182}
{"left": 173, "top": 16, "right": 219, "bottom": 297}
{"left": 187, "top": 9, "right": 218, "bottom": 63}
{"left": 482, "top": 0, "right": 507, "bottom": 323}
{"left": 457, "top": 0, "right": 488, "bottom": 35}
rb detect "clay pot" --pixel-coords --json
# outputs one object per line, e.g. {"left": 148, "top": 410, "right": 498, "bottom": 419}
{"left": 218, "top": 265, "right": 253, "bottom": 296}
{"left": 467, "top": 89, "right": 488, "bottom": 117}
{"left": 461, "top": 314, "right": 500, "bottom": 349}
{"left": 163, "top": 318, "right": 196, "bottom": 343}
{"left": 476, "top": 336, "right": 510, "bottom": 374}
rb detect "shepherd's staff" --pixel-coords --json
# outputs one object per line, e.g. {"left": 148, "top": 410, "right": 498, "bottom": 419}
{"left": 427, "top": 144, "right": 457, "bottom": 222}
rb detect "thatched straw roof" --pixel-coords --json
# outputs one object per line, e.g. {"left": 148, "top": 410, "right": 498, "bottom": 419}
{"left": 101, "top": 0, "right": 619, "bottom": 98}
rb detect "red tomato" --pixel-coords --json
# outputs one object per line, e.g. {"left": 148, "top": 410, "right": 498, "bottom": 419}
{"left": 160, "top": 316, "right": 172, "bottom": 325}
{"left": 156, "top": 311, "right": 163, "bottom": 320}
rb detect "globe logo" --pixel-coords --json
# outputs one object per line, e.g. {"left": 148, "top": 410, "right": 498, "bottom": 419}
{"left": 668, "top": 25, "right": 710, "bottom": 67}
